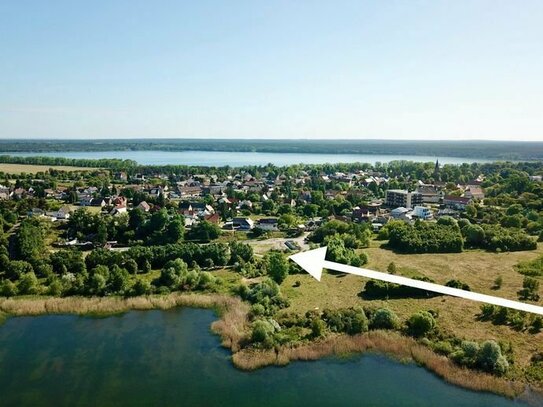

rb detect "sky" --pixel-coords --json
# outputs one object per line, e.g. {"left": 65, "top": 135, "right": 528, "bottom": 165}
{"left": 0, "top": 1, "right": 542, "bottom": 141}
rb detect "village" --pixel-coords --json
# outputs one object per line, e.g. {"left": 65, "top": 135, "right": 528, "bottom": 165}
{"left": 0, "top": 160, "right": 497, "bottom": 251}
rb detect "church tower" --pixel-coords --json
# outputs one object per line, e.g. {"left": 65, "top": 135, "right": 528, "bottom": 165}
{"left": 433, "top": 159, "right": 440, "bottom": 180}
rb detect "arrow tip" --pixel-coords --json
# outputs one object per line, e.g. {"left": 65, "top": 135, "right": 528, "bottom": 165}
{"left": 289, "top": 247, "right": 327, "bottom": 281}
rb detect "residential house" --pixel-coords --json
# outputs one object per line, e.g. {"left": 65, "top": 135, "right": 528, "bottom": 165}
{"left": 444, "top": 195, "right": 472, "bottom": 211}
{"left": 110, "top": 204, "right": 128, "bottom": 216}
{"left": 204, "top": 213, "right": 220, "bottom": 224}
{"left": 256, "top": 218, "right": 279, "bottom": 231}
{"left": 415, "top": 185, "right": 444, "bottom": 204}
{"left": 464, "top": 186, "right": 484, "bottom": 201}
{"left": 232, "top": 217, "right": 254, "bottom": 230}
{"left": 413, "top": 206, "right": 433, "bottom": 220}
{"left": 390, "top": 207, "right": 412, "bottom": 222}
{"left": 137, "top": 201, "right": 151, "bottom": 212}
{"left": 50, "top": 205, "right": 72, "bottom": 220}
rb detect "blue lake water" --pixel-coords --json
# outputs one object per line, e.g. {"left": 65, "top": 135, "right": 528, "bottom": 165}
{"left": 5, "top": 150, "right": 493, "bottom": 166}
{"left": 0, "top": 308, "right": 528, "bottom": 407}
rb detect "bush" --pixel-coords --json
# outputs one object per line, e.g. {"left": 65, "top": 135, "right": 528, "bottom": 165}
{"left": 407, "top": 311, "right": 436, "bottom": 337}
{"left": 493, "top": 275, "right": 503, "bottom": 290}
{"left": 433, "top": 341, "right": 454, "bottom": 356}
{"left": 251, "top": 319, "right": 277, "bottom": 348}
{"left": 477, "top": 340, "right": 509, "bottom": 375}
{"left": 321, "top": 307, "right": 368, "bottom": 335}
{"left": 18, "top": 272, "right": 40, "bottom": 295}
{"left": 363, "top": 277, "right": 438, "bottom": 299}
{"left": 445, "top": 279, "right": 471, "bottom": 291}
{"left": 516, "top": 255, "right": 543, "bottom": 277}
{"left": 517, "top": 276, "right": 540, "bottom": 301}
{"left": 310, "top": 318, "right": 326, "bottom": 338}
{"left": 387, "top": 262, "right": 397, "bottom": 274}
{"left": 454, "top": 341, "right": 480, "bottom": 366}
{"left": 370, "top": 308, "right": 400, "bottom": 330}
{"left": 463, "top": 224, "right": 485, "bottom": 247}
{"left": 132, "top": 278, "right": 153, "bottom": 296}
{"left": 0, "top": 280, "right": 18, "bottom": 297}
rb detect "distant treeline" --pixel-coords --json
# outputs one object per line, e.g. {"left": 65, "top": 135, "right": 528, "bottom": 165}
{"left": 0, "top": 155, "right": 137, "bottom": 171}
{"left": 1, "top": 154, "right": 543, "bottom": 178}
{"left": 0, "top": 139, "right": 542, "bottom": 160}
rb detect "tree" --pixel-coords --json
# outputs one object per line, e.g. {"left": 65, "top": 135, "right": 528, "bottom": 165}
{"left": 463, "top": 224, "right": 485, "bottom": 247}
{"left": 370, "top": 308, "right": 400, "bottom": 330}
{"left": 267, "top": 252, "right": 289, "bottom": 284}
{"left": 124, "top": 258, "right": 138, "bottom": 275}
{"left": 0, "top": 279, "right": 18, "bottom": 297}
{"left": 229, "top": 241, "right": 254, "bottom": 264}
{"left": 13, "top": 220, "right": 45, "bottom": 260}
{"left": 465, "top": 204, "right": 477, "bottom": 219}
{"left": 407, "top": 311, "right": 436, "bottom": 337}
{"left": 6, "top": 260, "right": 34, "bottom": 280}
{"left": 132, "top": 278, "right": 152, "bottom": 296}
{"left": 108, "top": 265, "right": 130, "bottom": 294}
{"left": 251, "top": 319, "right": 276, "bottom": 347}
{"left": 477, "top": 340, "right": 509, "bottom": 375}
{"left": 88, "top": 273, "right": 107, "bottom": 296}
{"left": 18, "top": 272, "right": 40, "bottom": 295}
{"left": 158, "top": 259, "right": 188, "bottom": 288}
{"left": 164, "top": 218, "right": 185, "bottom": 244}
{"left": 188, "top": 221, "right": 221, "bottom": 241}
{"left": 129, "top": 208, "right": 146, "bottom": 230}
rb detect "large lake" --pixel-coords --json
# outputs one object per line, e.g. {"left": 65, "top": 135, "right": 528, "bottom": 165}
{"left": 0, "top": 308, "right": 527, "bottom": 407}
{"left": 7, "top": 150, "right": 493, "bottom": 166}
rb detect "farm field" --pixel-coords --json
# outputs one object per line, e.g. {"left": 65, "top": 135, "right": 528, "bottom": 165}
{"left": 0, "top": 163, "right": 98, "bottom": 174}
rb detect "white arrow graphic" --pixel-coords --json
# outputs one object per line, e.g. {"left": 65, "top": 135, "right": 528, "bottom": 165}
{"left": 290, "top": 247, "right": 543, "bottom": 316}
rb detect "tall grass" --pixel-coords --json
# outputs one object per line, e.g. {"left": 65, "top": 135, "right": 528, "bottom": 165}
{"left": 0, "top": 294, "right": 250, "bottom": 351}
{"left": 233, "top": 330, "right": 525, "bottom": 399}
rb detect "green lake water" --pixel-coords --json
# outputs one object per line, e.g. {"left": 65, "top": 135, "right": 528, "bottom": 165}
{"left": 0, "top": 308, "right": 528, "bottom": 407}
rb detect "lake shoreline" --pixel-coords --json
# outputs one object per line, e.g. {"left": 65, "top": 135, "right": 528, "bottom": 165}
{"left": 0, "top": 294, "right": 541, "bottom": 405}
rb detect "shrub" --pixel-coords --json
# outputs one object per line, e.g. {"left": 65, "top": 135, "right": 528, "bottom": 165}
{"left": 363, "top": 277, "right": 438, "bottom": 299}
{"left": 369, "top": 308, "right": 400, "bottom": 330}
{"left": 516, "top": 255, "right": 543, "bottom": 277}
{"left": 493, "top": 275, "right": 503, "bottom": 290}
{"left": 0, "top": 280, "right": 18, "bottom": 297}
{"left": 407, "top": 311, "right": 436, "bottom": 337}
{"left": 445, "top": 279, "right": 471, "bottom": 291}
{"left": 251, "top": 319, "right": 278, "bottom": 348}
{"left": 310, "top": 318, "right": 326, "bottom": 338}
{"left": 517, "top": 276, "right": 540, "bottom": 301}
{"left": 387, "top": 262, "right": 397, "bottom": 275}
{"left": 321, "top": 307, "right": 368, "bottom": 335}
{"left": 433, "top": 341, "right": 454, "bottom": 356}
{"left": 18, "top": 272, "right": 40, "bottom": 295}
{"left": 479, "top": 304, "right": 496, "bottom": 320}
{"left": 477, "top": 340, "right": 509, "bottom": 375}
{"left": 531, "top": 316, "right": 543, "bottom": 333}
{"left": 132, "top": 278, "right": 153, "bottom": 296}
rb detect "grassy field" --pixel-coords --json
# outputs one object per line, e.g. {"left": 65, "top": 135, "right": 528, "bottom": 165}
{"left": 0, "top": 163, "right": 98, "bottom": 174}
{"left": 280, "top": 241, "right": 543, "bottom": 367}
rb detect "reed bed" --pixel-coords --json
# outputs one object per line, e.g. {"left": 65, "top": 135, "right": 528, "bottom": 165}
{"left": 233, "top": 330, "right": 524, "bottom": 399}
